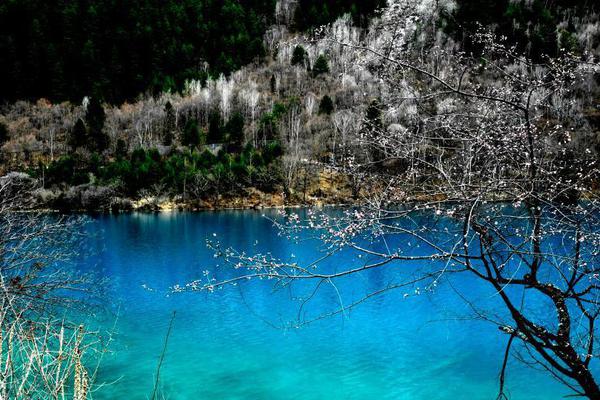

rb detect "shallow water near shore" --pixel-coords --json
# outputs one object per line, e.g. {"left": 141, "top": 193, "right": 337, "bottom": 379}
{"left": 76, "top": 210, "right": 571, "bottom": 399}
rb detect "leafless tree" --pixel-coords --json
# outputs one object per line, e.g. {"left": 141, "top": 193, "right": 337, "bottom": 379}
{"left": 0, "top": 173, "right": 103, "bottom": 399}
{"left": 185, "top": 26, "right": 600, "bottom": 399}
{"left": 280, "top": 102, "right": 303, "bottom": 198}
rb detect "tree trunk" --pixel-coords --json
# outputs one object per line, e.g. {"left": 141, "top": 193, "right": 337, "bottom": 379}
{"left": 575, "top": 366, "right": 600, "bottom": 400}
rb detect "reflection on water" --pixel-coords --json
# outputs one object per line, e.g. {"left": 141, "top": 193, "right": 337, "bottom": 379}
{"left": 75, "top": 210, "right": 568, "bottom": 399}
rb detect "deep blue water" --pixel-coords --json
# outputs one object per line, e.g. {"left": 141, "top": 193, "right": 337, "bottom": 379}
{"left": 76, "top": 210, "right": 569, "bottom": 399}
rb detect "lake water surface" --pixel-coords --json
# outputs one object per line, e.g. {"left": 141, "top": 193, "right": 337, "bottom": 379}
{"left": 78, "top": 210, "right": 569, "bottom": 399}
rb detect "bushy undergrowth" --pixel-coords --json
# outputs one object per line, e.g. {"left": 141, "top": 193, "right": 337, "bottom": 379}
{"left": 41, "top": 142, "right": 284, "bottom": 199}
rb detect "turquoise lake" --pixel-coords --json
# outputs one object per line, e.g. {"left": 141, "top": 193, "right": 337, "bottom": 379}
{"left": 76, "top": 210, "right": 570, "bottom": 399}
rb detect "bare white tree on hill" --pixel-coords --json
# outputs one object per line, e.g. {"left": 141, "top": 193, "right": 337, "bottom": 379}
{"left": 185, "top": 22, "right": 600, "bottom": 399}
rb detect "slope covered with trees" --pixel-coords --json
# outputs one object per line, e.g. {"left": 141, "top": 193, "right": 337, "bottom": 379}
{"left": 445, "top": 0, "right": 599, "bottom": 59}
{"left": 0, "top": 0, "right": 277, "bottom": 103}
{"left": 292, "top": 0, "right": 386, "bottom": 30}
{"left": 0, "top": 0, "right": 598, "bottom": 212}
{"left": 0, "top": 0, "right": 388, "bottom": 105}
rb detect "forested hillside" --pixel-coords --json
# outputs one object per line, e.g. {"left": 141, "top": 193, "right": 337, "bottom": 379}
{"left": 0, "top": 0, "right": 599, "bottom": 211}
{"left": 0, "top": 0, "right": 277, "bottom": 103}
{"left": 446, "top": 0, "right": 599, "bottom": 59}
{"left": 292, "top": 0, "right": 385, "bottom": 30}
{"left": 0, "top": 0, "right": 383, "bottom": 104}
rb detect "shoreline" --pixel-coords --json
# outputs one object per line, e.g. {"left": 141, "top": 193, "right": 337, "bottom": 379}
{"left": 28, "top": 192, "right": 357, "bottom": 214}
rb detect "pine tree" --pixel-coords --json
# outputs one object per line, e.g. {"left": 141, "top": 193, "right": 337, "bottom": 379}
{"left": 363, "top": 99, "right": 385, "bottom": 162}
{"left": 86, "top": 98, "right": 109, "bottom": 152}
{"left": 225, "top": 112, "right": 245, "bottom": 151}
{"left": 183, "top": 118, "right": 202, "bottom": 148}
{"left": 312, "top": 55, "right": 329, "bottom": 77}
{"left": 163, "top": 102, "right": 176, "bottom": 146}
{"left": 291, "top": 45, "right": 307, "bottom": 66}
{"left": 318, "top": 95, "right": 334, "bottom": 115}
{"left": 69, "top": 118, "right": 88, "bottom": 150}
{"left": 115, "top": 139, "right": 128, "bottom": 159}
{"left": 208, "top": 112, "right": 223, "bottom": 144}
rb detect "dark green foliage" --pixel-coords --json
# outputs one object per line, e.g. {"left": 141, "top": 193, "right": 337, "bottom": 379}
{"left": 318, "top": 95, "right": 334, "bottom": 115}
{"left": 103, "top": 158, "right": 133, "bottom": 187}
{"left": 0, "top": 122, "right": 8, "bottom": 145}
{"left": 198, "top": 149, "right": 218, "bottom": 169}
{"left": 224, "top": 112, "right": 245, "bottom": 150}
{"left": 291, "top": 45, "right": 308, "bottom": 66}
{"left": 208, "top": 112, "right": 224, "bottom": 144}
{"left": 69, "top": 99, "right": 109, "bottom": 152}
{"left": 558, "top": 28, "right": 582, "bottom": 54}
{"left": 162, "top": 152, "right": 193, "bottom": 191}
{"left": 258, "top": 114, "right": 277, "bottom": 143}
{"left": 182, "top": 119, "right": 204, "bottom": 148}
{"left": 88, "top": 152, "right": 102, "bottom": 175}
{"left": 363, "top": 99, "right": 384, "bottom": 162}
{"left": 250, "top": 150, "right": 265, "bottom": 167}
{"left": 258, "top": 102, "right": 286, "bottom": 142}
{"left": 444, "top": 0, "right": 595, "bottom": 59}
{"left": 46, "top": 156, "right": 76, "bottom": 186}
{"left": 123, "top": 148, "right": 163, "bottom": 192}
{"left": 163, "top": 102, "right": 176, "bottom": 146}
{"left": 240, "top": 144, "right": 257, "bottom": 168}
{"left": 115, "top": 139, "right": 128, "bottom": 159}
{"left": 86, "top": 98, "right": 109, "bottom": 152}
{"left": 46, "top": 139, "right": 284, "bottom": 198}
{"left": 231, "top": 154, "right": 249, "bottom": 177}
{"left": 262, "top": 141, "right": 283, "bottom": 164}
{"left": 46, "top": 155, "right": 89, "bottom": 186}
{"left": 217, "top": 149, "right": 232, "bottom": 165}
{"left": 270, "top": 74, "right": 277, "bottom": 93}
{"left": 272, "top": 102, "right": 288, "bottom": 118}
{"left": 293, "top": 0, "right": 386, "bottom": 31}
{"left": 69, "top": 119, "right": 88, "bottom": 150}
{"left": 0, "top": 0, "right": 277, "bottom": 103}
{"left": 0, "top": 0, "right": 385, "bottom": 103}
{"left": 312, "top": 55, "right": 329, "bottom": 77}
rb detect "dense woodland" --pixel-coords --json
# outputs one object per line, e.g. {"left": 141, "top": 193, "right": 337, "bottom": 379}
{"left": 0, "top": 0, "right": 384, "bottom": 103}
{"left": 0, "top": 0, "right": 277, "bottom": 103}
{"left": 0, "top": 0, "right": 599, "bottom": 210}
{"left": 445, "top": 0, "right": 598, "bottom": 59}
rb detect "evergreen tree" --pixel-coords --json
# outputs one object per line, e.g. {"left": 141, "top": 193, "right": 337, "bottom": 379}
{"left": 0, "top": 0, "right": 388, "bottom": 103}
{"left": 270, "top": 74, "right": 277, "bottom": 93}
{"left": 312, "top": 55, "right": 330, "bottom": 77}
{"left": 163, "top": 101, "right": 176, "bottom": 146}
{"left": 445, "top": 0, "right": 589, "bottom": 60}
{"left": 363, "top": 99, "right": 385, "bottom": 162}
{"left": 208, "top": 112, "right": 223, "bottom": 144}
{"left": 115, "top": 139, "right": 128, "bottom": 160}
{"left": 0, "top": 0, "right": 279, "bottom": 103}
{"left": 318, "top": 95, "right": 334, "bottom": 115}
{"left": 86, "top": 98, "right": 109, "bottom": 152}
{"left": 293, "top": 0, "right": 386, "bottom": 31}
{"left": 182, "top": 119, "right": 202, "bottom": 148}
{"left": 69, "top": 118, "right": 88, "bottom": 150}
{"left": 291, "top": 45, "right": 307, "bottom": 66}
{"left": 224, "top": 112, "right": 245, "bottom": 151}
